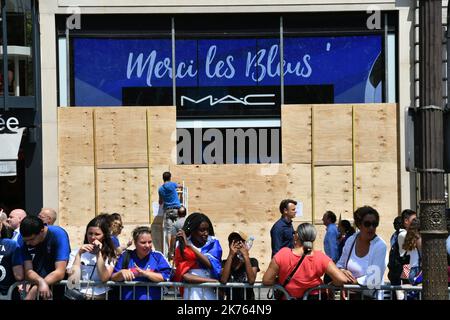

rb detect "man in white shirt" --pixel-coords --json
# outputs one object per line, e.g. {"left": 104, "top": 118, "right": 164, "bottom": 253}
{"left": 6, "top": 208, "right": 27, "bottom": 241}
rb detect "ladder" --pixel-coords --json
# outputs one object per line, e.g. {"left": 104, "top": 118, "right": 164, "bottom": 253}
{"left": 177, "top": 181, "right": 188, "bottom": 212}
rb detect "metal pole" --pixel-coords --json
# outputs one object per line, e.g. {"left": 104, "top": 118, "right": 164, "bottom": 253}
{"left": 417, "top": 0, "right": 449, "bottom": 300}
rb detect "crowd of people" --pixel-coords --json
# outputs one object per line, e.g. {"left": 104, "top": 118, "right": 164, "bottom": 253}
{"left": 1, "top": 171, "right": 450, "bottom": 301}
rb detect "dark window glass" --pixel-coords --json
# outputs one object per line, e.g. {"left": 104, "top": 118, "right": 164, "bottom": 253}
{"left": 4, "top": 0, "right": 34, "bottom": 97}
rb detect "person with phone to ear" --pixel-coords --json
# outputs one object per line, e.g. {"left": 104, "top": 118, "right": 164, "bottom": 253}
{"left": 173, "top": 212, "right": 222, "bottom": 300}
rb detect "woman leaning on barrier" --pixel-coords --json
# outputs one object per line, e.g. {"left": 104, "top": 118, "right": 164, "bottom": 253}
{"left": 336, "top": 206, "right": 387, "bottom": 300}
{"left": 263, "top": 223, "right": 349, "bottom": 300}
{"left": 111, "top": 226, "right": 171, "bottom": 300}
{"left": 0, "top": 221, "right": 24, "bottom": 300}
{"left": 66, "top": 216, "right": 117, "bottom": 300}
{"left": 173, "top": 212, "right": 222, "bottom": 300}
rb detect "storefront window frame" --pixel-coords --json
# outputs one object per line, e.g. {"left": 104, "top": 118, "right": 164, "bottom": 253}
{"left": 0, "top": 0, "right": 39, "bottom": 110}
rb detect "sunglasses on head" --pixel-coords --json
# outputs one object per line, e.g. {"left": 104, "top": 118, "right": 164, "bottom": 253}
{"left": 362, "top": 220, "right": 379, "bottom": 228}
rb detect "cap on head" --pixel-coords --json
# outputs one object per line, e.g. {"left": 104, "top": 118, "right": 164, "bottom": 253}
{"left": 228, "top": 230, "right": 248, "bottom": 243}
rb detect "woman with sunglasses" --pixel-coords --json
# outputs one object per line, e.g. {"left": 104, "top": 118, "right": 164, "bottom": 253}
{"left": 336, "top": 206, "right": 387, "bottom": 300}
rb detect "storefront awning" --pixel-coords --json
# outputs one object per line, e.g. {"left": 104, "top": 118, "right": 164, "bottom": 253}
{"left": 0, "top": 127, "right": 25, "bottom": 176}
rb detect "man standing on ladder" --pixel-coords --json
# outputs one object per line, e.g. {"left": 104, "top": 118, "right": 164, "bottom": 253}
{"left": 158, "top": 171, "right": 182, "bottom": 260}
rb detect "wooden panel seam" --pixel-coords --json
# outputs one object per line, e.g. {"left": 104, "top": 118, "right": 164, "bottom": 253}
{"left": 93, "top": 109, "right": 98, "bottom": 216}
{"left": 96, "top": 164, "right": 148, "bottom": 169}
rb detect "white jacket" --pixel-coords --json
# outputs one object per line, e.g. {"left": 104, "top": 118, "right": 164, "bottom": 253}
{"left": 336, "top": 232, "right": 387, "bottom": 300}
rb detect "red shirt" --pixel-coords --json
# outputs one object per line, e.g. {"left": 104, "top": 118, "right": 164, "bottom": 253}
{"left": 274, "top": 247, "right": 331, "bottom": 299}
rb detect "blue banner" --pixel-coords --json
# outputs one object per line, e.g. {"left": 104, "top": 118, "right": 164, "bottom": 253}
{"left": 73, "top": 36, "right": 382, "bottom": 106}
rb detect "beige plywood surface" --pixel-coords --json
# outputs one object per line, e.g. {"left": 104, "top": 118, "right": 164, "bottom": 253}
{"left": 354, "top": 162, "right": 398, "bottom": 221}
{"left": 354, "top": 104, "right": 397, "bottom": 162}
{"left": 59, "top": 166, "right": 96, "bottom": 226}
{"left": 170, "top": 163, "right": 311, "bottom": 224}
{"left": 314, "top": 166, "right": 353, "bottom": 221}
{"left": 95, "top": 108, "right": 148, "bottom": 167}
{"left": 282, "top": 105, "right": 312, "bottom": 164}
{"left": 63, "top": 226, "right": 86, "bottom": 251}
{"left": 284, "top": 164, "right": 312, "bottom": 223}
{"left": 170, "top": 164, "right": 251, "bottom": 222}
{"left": 97, "top": 168, "right": 150, "bottom": 224}
{"left": 148, "top": 107, "right": 177, "bottom": 165}
{"left": 313, "top": 105, "right": 352, "bottom": 164}
{"left": 58, "top": 108, "right": 94, "bottom": 166}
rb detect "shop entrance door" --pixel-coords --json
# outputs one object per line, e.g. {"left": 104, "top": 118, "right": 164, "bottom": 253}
{"left": 0, "top": 145, "right": 25, "bottom": 212}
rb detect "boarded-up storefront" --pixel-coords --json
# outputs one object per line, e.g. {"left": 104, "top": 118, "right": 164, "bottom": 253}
{"left": 58, "top": 103, "right": 398, "bottom": 277}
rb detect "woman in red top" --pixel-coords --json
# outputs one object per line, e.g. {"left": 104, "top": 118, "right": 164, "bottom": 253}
{"left": 263, "top": 223, "right": 348, "bottom": 300}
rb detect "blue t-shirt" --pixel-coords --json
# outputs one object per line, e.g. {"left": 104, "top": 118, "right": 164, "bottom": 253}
{"left": 158, "top": 182, "right": 181, "bottom": 209}
{"left": 20, "top": 225, "right": 71, "bottom": 277}
{"left": 113, "top": 250, "right": 171, "bottom": 300}
{"left": 0, "top": 239, "right": 23, "bottom": 295}
{"left": 111, "top": 235, "right": 120, "bottom": 249}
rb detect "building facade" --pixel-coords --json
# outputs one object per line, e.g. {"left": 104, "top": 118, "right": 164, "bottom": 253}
{"left": 2, "top": 0, "right": 442, "bottom": 276}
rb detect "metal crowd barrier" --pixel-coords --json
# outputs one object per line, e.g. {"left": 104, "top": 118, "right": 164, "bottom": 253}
{"left": 301, "top": 284, "right": 450, "bottom": 300}
{"left": 3, "top": 280, "right": 291, "bottom": 301}
{"left": 9, "top": 281, "right": 448, "bottom": 301}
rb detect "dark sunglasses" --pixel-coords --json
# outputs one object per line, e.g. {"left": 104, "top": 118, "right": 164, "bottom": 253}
{"left": 362, "top": 220, "right": 379, "bottom": 228}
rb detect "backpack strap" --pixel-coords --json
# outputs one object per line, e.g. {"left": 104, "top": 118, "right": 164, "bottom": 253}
{"left": 121, "top": 249, "right": 132, "bottom": 269}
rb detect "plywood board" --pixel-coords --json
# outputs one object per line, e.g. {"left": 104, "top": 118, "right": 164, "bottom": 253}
{"left": 284, "top": 164, "right": 312, "bottom": 223}
{"left": 59, "top": 166, "right": 95, "bottom": 226}
{"left": 313, "top": 105, "right": 352, "bottom": 164}
{"left": 314, "top": 166, "right": 353, "bottom": 221}
{"left": 58, "top": 108, "right": 94, "bottom": 166}
{"left": 170, "top": 164, "right": 311, "bottom": 224}
{"left": 97, "top": 168, "right": 150, "bottom": 224}
{"left": 63, "top": 226, "right": 86, "bottom": 251}
{"left": 354, "top": 162, "right": 398, "bottom": 222}
{"left": 354, "top": 104, "right": 397, "bottom": 162}
{"left": 281, "top": 105, "right": 311, "bottom": 163}
{"left": 95, "top": 108, "right": 148, "bottom": 167}
{"left": 170, "top": 164, "right": 251, "bottom": 223}
{"left": 148, "top": 107, "right": 177, "bottom": 165}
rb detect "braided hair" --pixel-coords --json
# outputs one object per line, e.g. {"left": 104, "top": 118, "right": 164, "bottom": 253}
{"left": 179, "top": 212, "right": 214, "bottom": 259}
